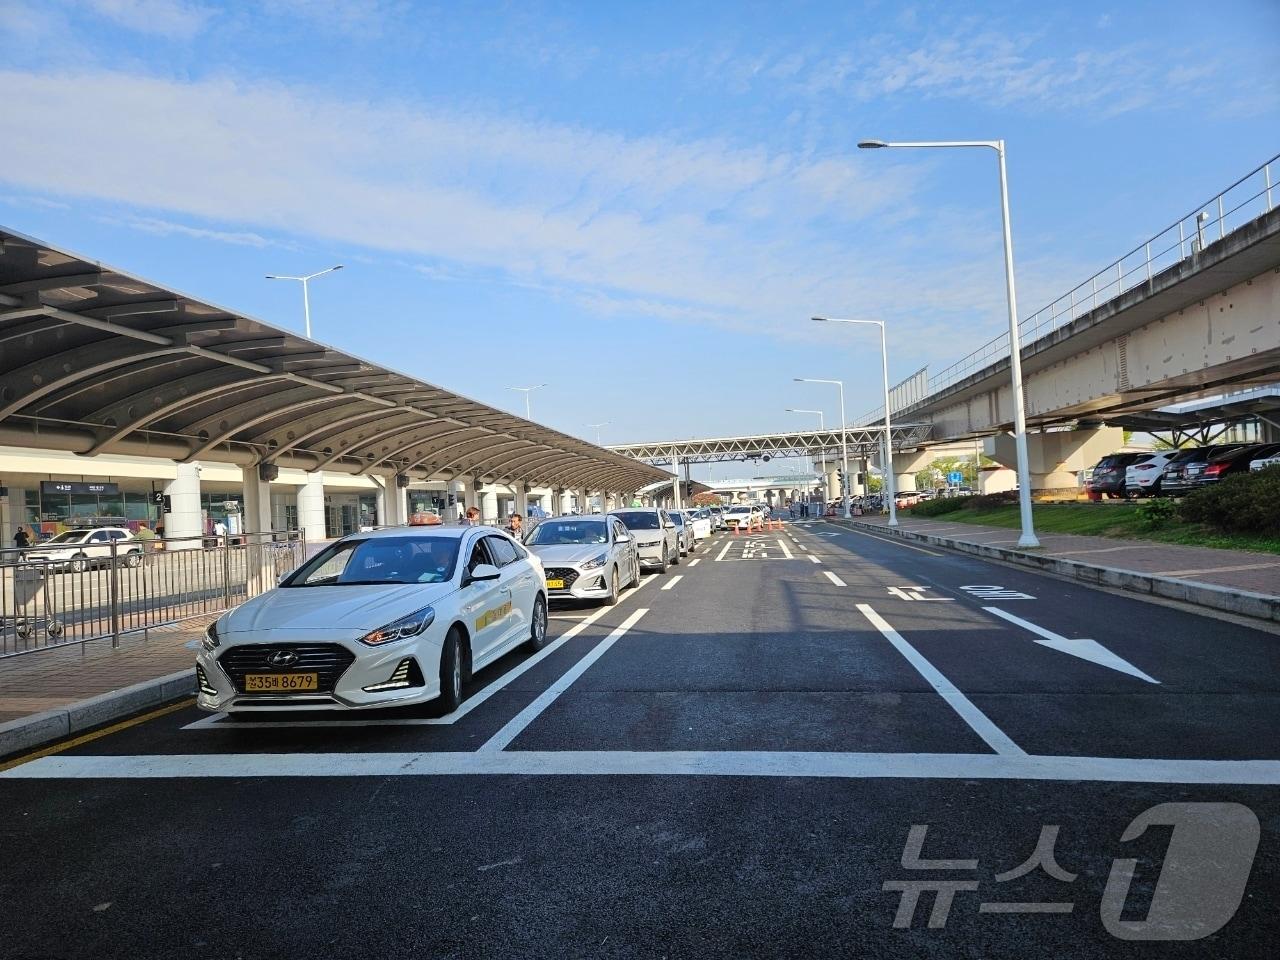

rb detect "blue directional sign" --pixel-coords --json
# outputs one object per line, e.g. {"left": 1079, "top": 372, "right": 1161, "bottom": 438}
{"left": 947, "top": 471, "right": 964, "bottom": 485}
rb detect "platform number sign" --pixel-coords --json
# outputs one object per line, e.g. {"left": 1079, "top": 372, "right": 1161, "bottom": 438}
{"left": 947, "top": 471, "right": 964, "bottom": 486}
{"left": 152, "top": 491, "right": 172, "bottom": 512}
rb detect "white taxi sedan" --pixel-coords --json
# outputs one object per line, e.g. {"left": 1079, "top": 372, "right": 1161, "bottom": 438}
{"left": 196, "top": 527, "right": 546, "bottom": 715}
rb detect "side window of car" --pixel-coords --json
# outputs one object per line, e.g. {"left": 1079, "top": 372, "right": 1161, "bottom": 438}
{"left": 485, "top": 535, "right": 519, "bottom": 568}
{"left": 109, "top": 530, "right": 127, "bottom": 540}
{"left": 88, "top": 531, "right": 109, "bottom": 543}
{"left": 466, "top": 538, "right": 492, "bottom": 576}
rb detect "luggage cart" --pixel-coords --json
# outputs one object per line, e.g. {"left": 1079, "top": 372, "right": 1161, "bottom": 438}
{"left": 11, "top": 558, "right": 63, "bottom": 644}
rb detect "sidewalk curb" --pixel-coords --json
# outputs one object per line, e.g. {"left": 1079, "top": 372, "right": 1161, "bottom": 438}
{"left": 832, "top": 518, "right": 1280, "bottom": 625}
{"left": 0, "top": 669, "right": 194, "bottom": 759}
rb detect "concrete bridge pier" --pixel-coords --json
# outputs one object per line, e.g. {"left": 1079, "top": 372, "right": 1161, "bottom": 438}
{"left": 984, "top": 427, "right": 1123, "bottom": 494}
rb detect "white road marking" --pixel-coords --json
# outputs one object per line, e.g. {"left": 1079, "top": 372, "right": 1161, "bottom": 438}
{"left": 846, "top": 527, "right": 943, "bottom": 556}
{"left": 661, "top": 575, "right": 683, "bottom": 591}
{"left": 796, "top": 542, "right": 809, "bottom": 551}
{"left": 10, "top": 751, "right": 1280, "bottom": 785}
{"left": 715, "top": 542, "right": 733, "bottom": 561}
{"left": 776, "top": 539, "right": 794, "bottom": 559}
{"left": 687, "top": 558, "right": 701, "bottom": 567}
{"left": 808, "top": 555, "right": 821, "bottom": 564}
{"left": 479, "top": 607, "right": 649, "bottom": 752}
{"left": 983, "top": 607, "right": 1159, "bottom": 684}
{"left": 962, "top": 584, "right": 1035, "bottom": 601}
{"left": 823, "top": 571, "right": 847, "bottom": 587}
{"left": 183, "top": 577, "right": 656, "bottom": 731}
{"left": 856, "top": 603, "right": 1025, "bottom": 757}
{"left": 887, "top": 586, "right": 953, "bottom": 602}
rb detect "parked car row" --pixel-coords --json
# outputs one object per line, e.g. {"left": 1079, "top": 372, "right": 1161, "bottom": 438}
{"left": 1088, "top": 442, "right": 1280, "bottom": 499}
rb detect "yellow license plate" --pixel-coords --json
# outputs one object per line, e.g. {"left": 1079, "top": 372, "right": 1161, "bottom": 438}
{"left": 546, "top": 578, "right": 566, "bottom": 589}
{"left": 244, "top": 673, "right": 318, "bottom": 692}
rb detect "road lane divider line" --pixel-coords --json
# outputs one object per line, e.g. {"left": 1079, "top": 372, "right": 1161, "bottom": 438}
{"left": 479, "top": 607, "right": 650, "bottom": 752}
{"left": 182, "top": 578, "right": 657, "bottom": 732}
{"left": 777, "top": 539, "right": 794, "bottom": 559}
{"left": 809, "top": 555, "right": 821, "bottom": 564}
{"left": 823, "top": 571, "right": 847, "bottom": 587}
{"left": 661, "top": 575, "right": 683, "bottom": 591}
{"left": 856, "top": 603, "right": 1025, "bottom": 757}
{"left": 688, "top": 558, "right": 701, "bottom": 567}
{"left": 12, "top": 750, "right": 1280, "bottom": 785}
{"left": 982, "top": 607, "right": 1159, "bottom": 684}
{"left": 715, "top": 542, "right": 733, "bottom": 561}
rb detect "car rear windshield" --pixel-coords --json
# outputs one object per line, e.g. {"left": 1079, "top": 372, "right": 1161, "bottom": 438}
{"left": 525, "top": 520, "right": 608, "bottom": 545}
{"left": 669, "top": 513, "right": 685, "bottom": 525}
{"left": 613, "top": 512, "right": 660, "bottom": 530}
{"left": 283, "top": 536, "right": 460, "bottom": 587}
{"left": 45, "top": 531, "right": 89, "bottom": 544}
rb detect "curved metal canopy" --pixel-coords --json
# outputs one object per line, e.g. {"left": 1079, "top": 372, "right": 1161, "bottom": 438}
{"left": 0, "top": 225, "right": 669, "bottom": 493}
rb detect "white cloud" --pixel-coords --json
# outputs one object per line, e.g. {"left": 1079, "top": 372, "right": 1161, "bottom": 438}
{"left": 83, "top": 0, "right": 213, "bottom": 39}
{"left": 98, "top": 214, "right": 281, "bottom": 248}
{"left": 0, "top": 67, "right": 1033, "bottom": 372}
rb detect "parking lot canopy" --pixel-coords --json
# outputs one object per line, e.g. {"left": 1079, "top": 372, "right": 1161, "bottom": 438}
{"left": 0, "top": 226, "right": 668, "bottom": 493}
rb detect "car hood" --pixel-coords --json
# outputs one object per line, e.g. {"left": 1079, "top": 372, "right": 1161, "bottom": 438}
{"left": 220, "top": 582, "right": 455, "bottom": 635}
{"left": 527, "top": 543, "right": 609, "bottom": 565}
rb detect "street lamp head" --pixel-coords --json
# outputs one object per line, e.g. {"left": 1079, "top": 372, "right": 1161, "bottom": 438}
{"left": 857, "top": 139, "right": 889, "bottom": 149}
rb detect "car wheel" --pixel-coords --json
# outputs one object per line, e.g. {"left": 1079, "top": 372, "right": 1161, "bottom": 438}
{"left": 630, "top": 556, "right": 641, "bottom": 587}
{"left": 656, "top": 549, "right": 668, "bottom": 574}
{"left": 68, "top": 555, "right": 88, "bottom": 574}
{"left": 124, "top": 551, "right": 142, "bottom": 568}
{"left": 604, "top": 567, "right": 620, "bottom": 606}
{"left": 439, "top": 627, "right": 466, "bottom": 712}
{"left": 526, "top": 594, "right": 549, "bottom": 651}
{"left": 670, "top": 543, "right": 680, "bottom": 566}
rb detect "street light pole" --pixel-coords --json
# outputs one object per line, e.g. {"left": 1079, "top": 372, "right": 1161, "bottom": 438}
{"left": 858, "top": 137, "right": 1038, "bottom": 547}
{"left": 508, "top": 384, "right": 547, "bottom": 419}
{"left": 812, "top": 316, "right": 898, "bottom": 526}
{"left": 265, "top": 265, "right": 344, "bottom": 339}
{"left": 786, "top": 407, "right": 825, "bottom": 514}
{"left": 587, "top": 421, "right": 611, "bottom": 445}
{"left": 795, "top": 378, "right": 850, "bottom": 518}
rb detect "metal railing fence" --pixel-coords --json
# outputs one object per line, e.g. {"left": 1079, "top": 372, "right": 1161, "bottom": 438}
{"left": 867, "top": 154, "right": 1279, "bottom": 420}
{"left": 0, "top": 531, "right": 305, "bottom": 658}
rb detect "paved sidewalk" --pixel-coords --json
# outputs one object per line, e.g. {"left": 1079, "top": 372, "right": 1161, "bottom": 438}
{"left": 849, "top": 514, "right": 1280, "bottom": 596}
{"left": 0, "top": 617, "right": 205, "bottom": 726}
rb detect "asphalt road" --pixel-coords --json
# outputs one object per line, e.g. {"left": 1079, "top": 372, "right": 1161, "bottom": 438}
{"left": 2, "top": 522, "right": 1278, "bottom": 959}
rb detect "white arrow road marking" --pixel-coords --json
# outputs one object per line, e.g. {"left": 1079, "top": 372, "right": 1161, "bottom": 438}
{"left": 983, "top": 607, "right": 1159, "bottom": 684}
{"left": 887, "top": 586, "right": 954, "bottom": 602}
{"left": 823, "top": 571, "right": 847, "bottom": 587}
{"left": 857, "top": 603, "right": 1025, "bottom": 757}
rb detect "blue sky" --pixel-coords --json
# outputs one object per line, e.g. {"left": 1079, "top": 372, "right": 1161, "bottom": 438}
{"left": 1, "top": 0, "right": 1277, "bottom": 479}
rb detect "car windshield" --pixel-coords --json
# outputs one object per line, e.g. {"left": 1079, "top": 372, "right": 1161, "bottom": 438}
{"left": 726, "top": 506, "right": 750, "bottom": 514}
{"left": 669, "top": 513, "right": 685, "bottom": 526}
{"left": 526, "top": 520, "right": 609, "bottom": 545}
{"left": 283, "top": 535, "right": 460, "bottom": 587}
{"left": 45, "top": 531, "right": 88, "bottom": 544}
{"left": 613, "top": 512, "right": 660, "bottom": 530}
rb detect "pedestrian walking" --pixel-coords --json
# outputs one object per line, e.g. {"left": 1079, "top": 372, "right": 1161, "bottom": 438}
{"left": 13, "top": 525, "right": 31, "bottom": 549}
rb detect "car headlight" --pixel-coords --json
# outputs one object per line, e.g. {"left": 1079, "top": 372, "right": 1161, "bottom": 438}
{"left": 580, "top": 553, "right": 608, "bottom": 570}
{"left": 202, "top": 620, "right": 220, "bottom": 652}
{"left": 360, "top": 606, "right": 435, "bottom": 646}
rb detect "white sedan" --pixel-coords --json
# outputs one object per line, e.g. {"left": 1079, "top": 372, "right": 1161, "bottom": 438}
{"left": 196, "top": 526, "right": 547, "bottom": 715}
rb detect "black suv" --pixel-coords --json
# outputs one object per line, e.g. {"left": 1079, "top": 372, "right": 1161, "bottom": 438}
{"left": 1088, "top": 452, "right": 1147, "bottom": 499}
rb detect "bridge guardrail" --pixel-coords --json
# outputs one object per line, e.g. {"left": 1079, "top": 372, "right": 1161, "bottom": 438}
{"left": 862, "top": 153, "right": 1278, "bottom": 423}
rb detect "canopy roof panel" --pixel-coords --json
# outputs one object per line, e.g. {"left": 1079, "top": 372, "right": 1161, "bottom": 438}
{"left": 0, "top": 225, "right": 667, "bottom": 493}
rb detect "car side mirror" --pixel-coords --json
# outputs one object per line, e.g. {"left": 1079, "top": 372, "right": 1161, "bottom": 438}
{"left": 466, "top": 563, "right": 501, "bottom": 584}
{"left": 616, "top": 534, "right": 632, "bottom": 543}
{"left": 664, "top": 522, "right": 675, "bottom": 529}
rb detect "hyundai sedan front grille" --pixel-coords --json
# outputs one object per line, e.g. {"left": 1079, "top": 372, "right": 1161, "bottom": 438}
{"left": 218, "top": 643, "right": 355, "bottom": 693}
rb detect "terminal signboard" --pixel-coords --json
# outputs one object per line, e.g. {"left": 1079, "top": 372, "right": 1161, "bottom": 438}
{"left": 40, "top": 481, "right": 120, "bottom": 496}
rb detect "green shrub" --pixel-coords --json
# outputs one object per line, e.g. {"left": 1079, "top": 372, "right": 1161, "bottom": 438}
{"left": 910, "top": 495, "right": 974, "bottom": 517}
{"left": 1136, "top": 497, "right": 1177, "bottom": 528}
{"left": 1180, "top": 465, "right": 1280, "bottom": 535}
{"left": 970, "top": 491, "right": 1020, "bottom": 510}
